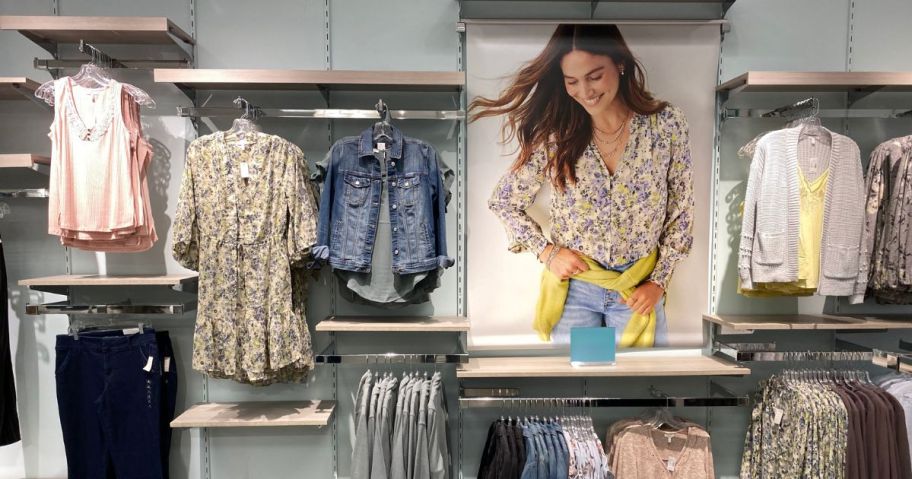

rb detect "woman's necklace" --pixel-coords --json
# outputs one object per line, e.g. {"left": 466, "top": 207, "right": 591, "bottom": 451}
{"left": 592, "top": 116, "right": 627, "bottom": 137}
{"left": 593, "top": 113, "right": 631, "bottom": 167}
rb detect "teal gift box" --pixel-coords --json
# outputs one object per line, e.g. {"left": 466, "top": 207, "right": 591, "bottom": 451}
{"left": 570, "top": 326, "right": 616, "bottom": 367}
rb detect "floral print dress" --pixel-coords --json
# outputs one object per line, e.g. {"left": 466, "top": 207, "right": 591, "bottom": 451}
{"left": 172, "top": 131, "right": 319, "bottom": 385}
{"left": 487, "top": 105, "right": 694, "bottom": 288}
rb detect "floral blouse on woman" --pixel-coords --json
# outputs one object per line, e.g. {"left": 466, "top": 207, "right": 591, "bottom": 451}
{"left": 488, "top": 105, "right": 694, "bottom": 288}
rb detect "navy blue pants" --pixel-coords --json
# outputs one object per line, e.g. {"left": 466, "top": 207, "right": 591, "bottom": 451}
{"left": 55, "top": 329, "right": 176, "bottom": 479}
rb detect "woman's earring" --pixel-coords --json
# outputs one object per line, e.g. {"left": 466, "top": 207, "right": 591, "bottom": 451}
{"left": 619, "top": 67, "right": 625, "bottom": 76}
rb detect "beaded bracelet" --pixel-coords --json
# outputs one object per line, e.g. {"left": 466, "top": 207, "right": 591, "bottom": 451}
{"left": 545, "top": 245, "right": 562, "bottom": 269}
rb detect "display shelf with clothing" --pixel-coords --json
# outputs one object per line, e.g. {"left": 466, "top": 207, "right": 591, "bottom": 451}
{"left": 350, "top": 369, "right": 451, "bottom": 479}
{"left": 312, "top": 101, "right": 455, "bottom": 307}
{"left": 54, "top": 324, "right": 178, "bottom": 479}
{"left": 171, "top": 109, "right": 319, "bottom": 385}
{"left": 740, "top": 369, "right": 912, "bottom": 479}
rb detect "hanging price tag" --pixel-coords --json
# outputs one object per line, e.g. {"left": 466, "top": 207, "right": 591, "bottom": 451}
{"left": 773, "top": 407, "right": 784, "bottom": 425}
{"left": 164, "top": 357, "right": 171, "bottom": 373}
{"left": 143, "top": 356, "right": 154, "bottom": 372}
{"left": 240, "top": 162, "right": 251, "bottom": 179}
{"left": 667, "top": 457, "right": 677, "bottom": 472}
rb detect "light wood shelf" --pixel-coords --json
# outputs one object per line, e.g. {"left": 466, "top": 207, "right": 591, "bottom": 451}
{"left": 171, "top": 401, "right": 335, "bottom": 428}
{"left": 456, "top": 354, "right": 749, "bottom": 378}
{"left": 153, "top": 68, "right": 465, "bottom": 92}
{"left": 717, "top": 71, "right": 912, "bottom": 93}
{"left": 0, "top": 154, "right": 49, "bottom": 169}
{"left": 19, "top": 274, "right": 198, "bottom": 288}
{"left": 316, "top": 315, "right": 470, "bottom": 332}
{"left": 0, "top": 15, "right": 194, "bottom": 47}
{"left": 705, "top": 313, "right": 912, "bottom": 331}
{"left": 0, "top": 77, "right": 40, "bottom": 101}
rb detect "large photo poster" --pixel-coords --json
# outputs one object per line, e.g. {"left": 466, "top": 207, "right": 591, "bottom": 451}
{"left": 466, "top": 23, "right": 720, "bottom": 349}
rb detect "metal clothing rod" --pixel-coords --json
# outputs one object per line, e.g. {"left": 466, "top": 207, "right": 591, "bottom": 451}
{"left": 723, "top": 108, "right": 912, "bottom": 120}
{"left": 714, "top": 341, "right": 875, "bottom": 362}
{"left": 314, "top": 343, "right": 468, "bottom": 365}
{"left": 458, "top": 19, "right": 730, "bottom": 26}
{"left": 0, "top": 189, "right": 49, "bottom": 199}
{"left": 177, "top": 106, "right": 465, "bottom": 120}
{"left": 459, "top": 396, "right": 749, "bottom": 409}
{"left": 25, "top": 300, "right": 196, "bottom": 316}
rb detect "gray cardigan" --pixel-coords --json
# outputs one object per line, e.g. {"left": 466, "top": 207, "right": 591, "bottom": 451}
{"left": 739, "top": 125, "right": 866, "bottom": 297}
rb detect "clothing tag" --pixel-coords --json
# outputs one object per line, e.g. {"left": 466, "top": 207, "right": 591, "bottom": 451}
{"left": 773, "top": 407, "right": 784, "bottom": 425}
{"left": 810, "top": 137, "right": 817, "bottom": 146}
{"left": 164, "top": 357, "right": 171, "bottom": 373}
{"left": 377, "top": 142, "right": 387, "bottom": 151}
{"left": 143, "top": 356, "right": 154, "bottom": 372}
{"left": 667, "top": 457, "right": 677, "bottom": 472}
{"left": 122, "top": 328, "right": 140, "bottom": 335}
{"left": 240, "top": 162, "right": 251, "bottom": 179}
{"left": 666, "top": 433, "right": 674, "bottom": 444}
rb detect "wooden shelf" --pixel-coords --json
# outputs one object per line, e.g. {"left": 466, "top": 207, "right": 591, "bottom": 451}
{"left": 171, "top": 401, "right": 335, "bottom": 428}
{"left": 20, "top": 274, "right": 197, "bottom": 288}
{"left": 456, "top": 354, "right": 749, "bottom": 378}
{"left": 717, "top": 71, "right": 912, "bottom": 94}
{"left": 153, "top": 69, "right": 465, "bottom": 92}
{"left": 0, "top": 154, "right": 49, "bottom": 169}
{"left": 316, "top": 315, "right": 470, "bottom": 332}
{"left": 705, "top": 313, "right": 912, "bottom": 331}
{"left": 0, "top": 15, "right": 194, "bottom": 47}
{"left": 0, "top": 77, "right": 40, "bottom": 101}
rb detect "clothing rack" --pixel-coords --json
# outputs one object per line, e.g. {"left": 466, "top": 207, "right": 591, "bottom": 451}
{"left": 458, "top": 383, "right": 749, "bottom": 408}
{"left": 34, "top": 40, "right": 189, "bottom": 71}
{"left": 0, "top": 189, "right": 49, "bottom": 199}
{"left": 314, "top": 343, "right": 468, "bottom": 364}
{"left": 25, "top": 300, "right": 196, "bottom": 316}
{"left": 724, "top": 108, "right": 912, "bottom": 119}
{"left": 177, "top": 106, "right": 465, "bottom": 120}
{"left": 713, "top": 339, "right": 882, "bottom": 362}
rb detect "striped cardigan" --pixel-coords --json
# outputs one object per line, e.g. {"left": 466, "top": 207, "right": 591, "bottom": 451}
{"left": 739, "top": 126, "right": 866, "bottom": 297}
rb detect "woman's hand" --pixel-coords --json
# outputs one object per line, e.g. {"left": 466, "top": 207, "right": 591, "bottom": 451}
{"left": 538, "top": 245, "right": 589, "bottom": 280}
{"left": 623, "top": 281, "right": 664, "bottom": 315}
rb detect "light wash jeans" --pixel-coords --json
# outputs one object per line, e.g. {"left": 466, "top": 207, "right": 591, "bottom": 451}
{"left": 550, "top": 260, "right": 669, "bottom": 347}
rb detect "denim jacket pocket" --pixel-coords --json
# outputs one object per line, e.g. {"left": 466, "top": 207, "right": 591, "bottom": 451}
{"left": 344, "top": 173, "right": 371, "bottom": 207}
{"left": 397, "top": 174, "right": 422, "bottom": 207}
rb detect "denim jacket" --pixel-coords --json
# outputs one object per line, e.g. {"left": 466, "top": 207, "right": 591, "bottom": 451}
{"left": 313, "top": 125, "right": 454, "bottom": 274}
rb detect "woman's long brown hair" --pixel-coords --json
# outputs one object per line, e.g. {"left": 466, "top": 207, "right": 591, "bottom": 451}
{"left": 469, "top": 24, "right": 669, "bottom": 191}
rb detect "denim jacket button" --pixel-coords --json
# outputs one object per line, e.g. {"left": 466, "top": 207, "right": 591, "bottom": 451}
{"left": 403, "top": 181, "right": 409, "bottom": 187}
{"left": 391, "top": 181, "right": 397, "bottom": 187}
{"left": 390, "top": 161, "right": 396, "bottom": 167}
{"left": 392, "top": 204, "right": 398, "bottom": 210}
{"left": 394, "top": 249, "right": 399, "bottom": 255}
{"left": 393, "top": 227, "right": 398, "bottom": 232}
{"left": 354, "top": 180, "right": 361, "bottom": 186}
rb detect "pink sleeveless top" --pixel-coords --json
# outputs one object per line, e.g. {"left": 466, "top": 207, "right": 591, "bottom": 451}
{"left": 48, "top": 77, "right": 156, "bottom": 252}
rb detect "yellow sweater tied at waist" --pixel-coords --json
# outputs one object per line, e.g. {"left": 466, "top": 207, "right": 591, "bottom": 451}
{"left": 534, "top": 250, "right": 658, "bottom": 347}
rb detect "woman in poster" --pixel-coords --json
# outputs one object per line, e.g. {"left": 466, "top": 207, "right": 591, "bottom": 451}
{"left": 470, "top": 24, "right": 694, "bottom": 347}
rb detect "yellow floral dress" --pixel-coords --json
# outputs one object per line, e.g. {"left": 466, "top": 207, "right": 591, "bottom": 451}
{"left": 172, "top": 131, "right": 319, "bottom": 385}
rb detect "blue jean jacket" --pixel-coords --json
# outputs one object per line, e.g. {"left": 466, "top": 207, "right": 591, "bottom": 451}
{"left": 313, "top": 125, "right": 454, "bottom": 274}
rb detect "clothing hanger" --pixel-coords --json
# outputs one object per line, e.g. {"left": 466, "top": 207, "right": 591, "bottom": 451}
{"left": 68, "top": 317, "right": 146, "bottom": 340}
{"left": 225, "top": 97, "right": 262, "bottom": 141}
{"left": 34, "top": 43, "right": 155, "bottom": 107}
{"left": 372, "top": 99, "right": 393, "bottom": 145}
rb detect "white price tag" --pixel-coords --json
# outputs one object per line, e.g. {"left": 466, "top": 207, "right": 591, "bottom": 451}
{"left": 164, "top": 357, "right": 171, "bottom": 373}
{"left": 667, "top": 457, "right": 677, "bottom": 472}
{"left": 122, "top": 328, "right": 140, "bottom": 335}
{"left": 143, "top": 356, "right": 154, "bottom": 372}
{"left": 377, "top": 142, "right": 386, "bottom": 151}
{"left": 773, "top": 407, "right": 784, "bottom": 425}
{"left": 240, "top": 162, "right": 251, "bottom": 179}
